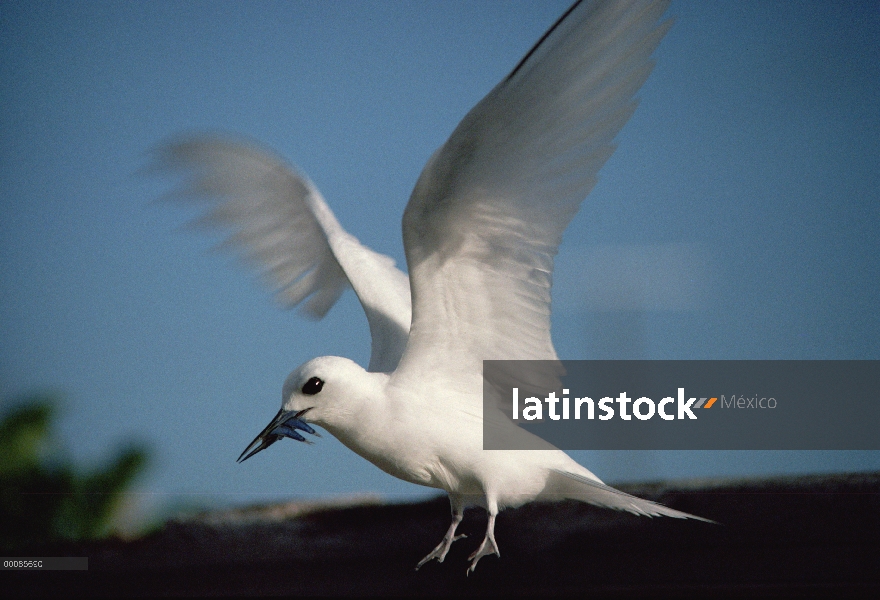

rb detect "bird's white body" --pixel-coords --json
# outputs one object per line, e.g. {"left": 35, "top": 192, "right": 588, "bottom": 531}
{"left": 289, "top": 357, "right": 582, "bottom": 501}
{"left": 158, "top": 0, "right": 711, "bottom": 572}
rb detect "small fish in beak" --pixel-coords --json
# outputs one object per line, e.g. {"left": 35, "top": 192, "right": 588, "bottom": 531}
{"left": 237, "top": 408, "right": 318, "bottom": 463}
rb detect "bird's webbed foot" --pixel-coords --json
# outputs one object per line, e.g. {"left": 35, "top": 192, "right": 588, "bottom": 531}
{"left": 466, "top": 512, "right": 500, "bottom": 574}
{"left": 415, "top": 512, "right": 465, "bottom": 570}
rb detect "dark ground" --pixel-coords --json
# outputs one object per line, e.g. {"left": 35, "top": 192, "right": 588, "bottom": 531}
{"left": 5, "top": 472, "right": 880, "bottom": 597}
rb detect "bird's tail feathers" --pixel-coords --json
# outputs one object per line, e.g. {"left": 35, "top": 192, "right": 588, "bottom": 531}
{"left": 547, "top": 468, "right": 715, "bottom": 523}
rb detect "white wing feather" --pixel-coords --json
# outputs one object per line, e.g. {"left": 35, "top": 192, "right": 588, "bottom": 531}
{"left": 396, "top": 0, "right": 670, "bottom": 387}
{"left": 154, "top": 137, "right": 411, "bottom": 373}
{"left": 546, "top": 469, "right": 715, "bottom": 522}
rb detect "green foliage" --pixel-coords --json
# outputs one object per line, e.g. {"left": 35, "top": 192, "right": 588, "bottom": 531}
{"left": 0, "top": 395, "right": 150, "bottom": 550}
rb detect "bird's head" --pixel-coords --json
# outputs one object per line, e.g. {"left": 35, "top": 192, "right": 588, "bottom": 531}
{"left": 237, "top": 355, "right": 375, "bottom": 463}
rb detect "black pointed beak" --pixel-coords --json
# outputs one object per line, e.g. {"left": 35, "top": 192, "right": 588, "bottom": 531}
{"left": 237, "top": 408, "right": 318, "bottom": 463}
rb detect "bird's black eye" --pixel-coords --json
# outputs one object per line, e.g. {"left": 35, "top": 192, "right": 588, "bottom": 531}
{"left": 301, "top": 376, "right": 324, "bottom": 395}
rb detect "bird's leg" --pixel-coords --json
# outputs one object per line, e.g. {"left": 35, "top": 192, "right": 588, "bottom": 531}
{"left": 467, "top": 510, "right": 500, "bottom": 574}
{"left": 415, "top": 505, "right": 466, "bottom": 569}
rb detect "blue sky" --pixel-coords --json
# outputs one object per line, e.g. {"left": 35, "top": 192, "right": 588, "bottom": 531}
{"left": 2, "top": 1, "right": 878, "bottom": 520}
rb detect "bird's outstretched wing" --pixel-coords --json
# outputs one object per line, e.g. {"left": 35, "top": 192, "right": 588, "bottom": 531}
{"left": 396, "top": 1, "right": 670, "bottom": 390}
{"left": 153, "top": 137, "right": 411, "bottom": 373}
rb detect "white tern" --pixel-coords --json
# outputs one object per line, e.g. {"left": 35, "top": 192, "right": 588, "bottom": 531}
{"left": 156, "top": 0, "right": 711, "bottom": 574}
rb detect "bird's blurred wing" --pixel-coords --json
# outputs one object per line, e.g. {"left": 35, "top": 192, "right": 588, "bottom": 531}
{"left": 545, "top": 469, "right": 716, "bottom": 522}
{"left": 153, "top": 137, "right": 411, "bottom": 373}
{"left": 396, "top": 1, "right": 670, "bottom": 392}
